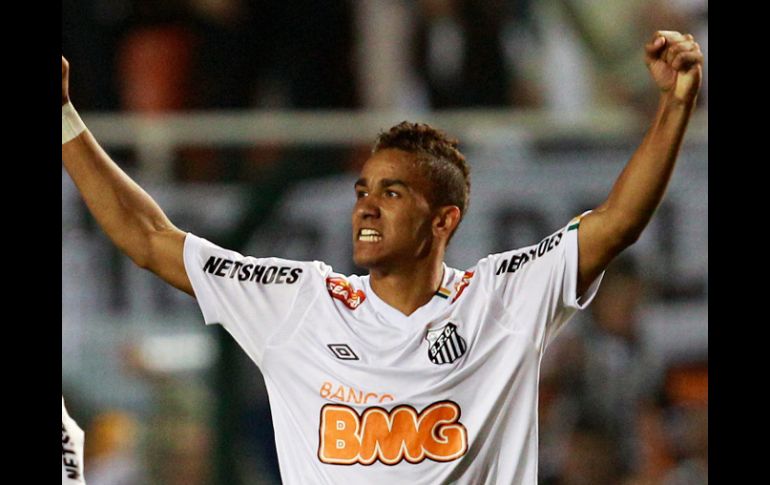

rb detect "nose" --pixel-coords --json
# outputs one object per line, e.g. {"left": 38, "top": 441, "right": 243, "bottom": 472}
{"left": 355, "top": 196, "right": 380, "bottom": 220}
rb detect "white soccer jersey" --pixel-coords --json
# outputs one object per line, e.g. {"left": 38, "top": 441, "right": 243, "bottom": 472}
{"left": 62, "top": 397, "right": 86, "bottom": 484}
{"left": 184, "top": 217, "right": 602, "bottom": 484}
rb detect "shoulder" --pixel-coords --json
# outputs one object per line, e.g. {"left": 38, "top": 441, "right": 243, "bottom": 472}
{"left": 184, "top": 232, "right": 334, "bottom": 286}
{"left": 323, "top": 272, "right": 368, "bottom": 310}
{"left": 484, "top": 228, "right": 567, "bottom": 275}
{"left": 467, "top": 226, "right": 569, "bottom": 293}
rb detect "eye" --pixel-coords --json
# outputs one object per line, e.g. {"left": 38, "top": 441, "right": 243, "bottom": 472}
{"left": 355, "top": 189, "right": 368, "bottom": 199}
{"left": 385, "top": 190, "right": 400, "bottom": 198}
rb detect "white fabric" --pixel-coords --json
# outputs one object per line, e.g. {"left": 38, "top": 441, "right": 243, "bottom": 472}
{"left": 184, "top": 218, "right": 602, "bottom": 484}
{"left": 62, "top": 102, "right": 86, "bottom": 144}
{"left": 62, "top": 397, "right": 86, "bottom": 484}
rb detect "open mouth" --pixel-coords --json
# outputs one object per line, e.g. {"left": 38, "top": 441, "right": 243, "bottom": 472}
{"left": 358, "top": 228, "right": 382, "bottom": 242}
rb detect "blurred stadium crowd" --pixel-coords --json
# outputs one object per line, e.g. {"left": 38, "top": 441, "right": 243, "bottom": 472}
{"left": 62, "top": 1, "right": 707, "bottom": 484}
{"left": 62, "top": 0, "right": 707, "bottom": 114}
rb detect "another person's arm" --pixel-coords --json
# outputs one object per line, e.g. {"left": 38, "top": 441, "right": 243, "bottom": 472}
{"left": 576, "top": 31, "right": 703, "bottom": 296}
{"left": 61, "top": 56, "right": 192, "bottom": 295}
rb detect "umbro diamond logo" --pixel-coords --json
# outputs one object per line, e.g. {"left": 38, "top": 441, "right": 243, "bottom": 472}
{"left": 328, "top": 344, "right": 359, "bottom": 361}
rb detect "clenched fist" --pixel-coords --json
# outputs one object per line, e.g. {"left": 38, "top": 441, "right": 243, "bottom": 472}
{"left": 645, "top": 31, "right": 703, "bottom": 104}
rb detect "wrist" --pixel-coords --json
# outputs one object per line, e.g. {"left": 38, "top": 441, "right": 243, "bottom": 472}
{"left": 658, "top": 90, "right": 698, "bottom": 113}
{"left": 62, "top": 101, "right": 86, "bottom": 145}
{"left": 660, "top": 83, "right": 699, "bottom": 106}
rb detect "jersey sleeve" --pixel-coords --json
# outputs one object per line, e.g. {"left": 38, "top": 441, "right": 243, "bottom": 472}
{"left": 183, "top": 233, "right": 330, "bottom": 365}
{"left": 475, "top": 215, "right": 604, "bottom": 350}
{"left": 62, "top": 397, "right": 86, "bottom": 484}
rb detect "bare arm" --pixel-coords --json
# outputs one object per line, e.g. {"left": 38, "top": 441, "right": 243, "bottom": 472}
{"left": 577, "top": 31, "right": 703, "bottom": 296}
{"left": 61, "top": 56, "right": 193, "bottom": 295}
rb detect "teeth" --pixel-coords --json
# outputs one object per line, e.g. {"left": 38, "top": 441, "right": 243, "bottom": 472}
{"left": 359, "top": 235, "right": 382, "bottom": 242}
{"left": 358, "top": 228, "right": 382, "bottom": 242}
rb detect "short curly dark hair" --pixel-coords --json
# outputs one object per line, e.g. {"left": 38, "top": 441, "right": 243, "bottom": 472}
{"left": 373, "top": 122, "right": 471, "bottom": 233}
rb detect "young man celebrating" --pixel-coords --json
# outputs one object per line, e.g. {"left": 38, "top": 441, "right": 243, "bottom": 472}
{"left": 61, "top": 31, "right": 702, "bottom": 484}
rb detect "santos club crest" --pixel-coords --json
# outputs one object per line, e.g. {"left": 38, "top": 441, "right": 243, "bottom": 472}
{"left": 426, "top": 323, "right": 467, "bottom": 365}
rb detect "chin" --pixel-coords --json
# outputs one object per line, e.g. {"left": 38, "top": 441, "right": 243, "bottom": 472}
{"left": 353, "top": 248, "right": 388, "bottom": 271}
{"left": 353, "top": 253, "right": 376, "bottom": 270}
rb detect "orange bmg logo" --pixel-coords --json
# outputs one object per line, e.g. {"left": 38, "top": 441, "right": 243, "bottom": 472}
{"left": 318, "top": 401, "right": 468, "bottom": 466}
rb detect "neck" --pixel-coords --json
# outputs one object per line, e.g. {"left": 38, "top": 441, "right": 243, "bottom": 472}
{"left": 368, "top": 258, "right": 445, "bottom": 316}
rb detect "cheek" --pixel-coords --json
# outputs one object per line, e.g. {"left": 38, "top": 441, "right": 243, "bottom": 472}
{"left": 405, "top": 211, "right": 434, "bottom": 238}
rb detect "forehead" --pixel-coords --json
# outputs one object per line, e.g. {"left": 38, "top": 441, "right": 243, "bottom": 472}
{"left": 358, "top": 149, "right": 426, "bottom": 184}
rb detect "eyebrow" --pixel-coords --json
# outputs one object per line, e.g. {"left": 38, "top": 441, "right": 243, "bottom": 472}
{"left": 354, "top": 178, "right": 410, "bottom": 190}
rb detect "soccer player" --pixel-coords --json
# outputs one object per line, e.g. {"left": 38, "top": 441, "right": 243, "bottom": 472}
{"left": 61, "top": 31, "right": 702, "bottom": 484}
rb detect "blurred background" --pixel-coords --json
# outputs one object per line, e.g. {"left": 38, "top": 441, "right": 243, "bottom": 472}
{"left": 62, "top": 0, "right": 707, "bottom": 484}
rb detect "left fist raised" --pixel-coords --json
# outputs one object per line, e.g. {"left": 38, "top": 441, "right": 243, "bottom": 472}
{"left": 645, "top": 31, "right": 703, "bottom": 104}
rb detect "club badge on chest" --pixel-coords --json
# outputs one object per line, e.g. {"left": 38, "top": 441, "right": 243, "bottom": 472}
{"left": 426, "top": 322, "right": 467, "bottom": 365}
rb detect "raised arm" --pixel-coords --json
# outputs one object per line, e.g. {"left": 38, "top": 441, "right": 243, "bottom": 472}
{"left": 576, "top": 31, "right": 703, "bottom": 296}
{"left": 61, "top": 56, "right": 193, "bottom": 295}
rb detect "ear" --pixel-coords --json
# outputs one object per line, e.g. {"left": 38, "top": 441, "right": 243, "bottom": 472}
{"left": 433, "top": 206, "right": 462, "bottom": 241}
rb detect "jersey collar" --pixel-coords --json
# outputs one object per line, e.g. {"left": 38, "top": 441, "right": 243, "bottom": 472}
{"left": 362, "top": 264, "right": 459, "bottom": 324}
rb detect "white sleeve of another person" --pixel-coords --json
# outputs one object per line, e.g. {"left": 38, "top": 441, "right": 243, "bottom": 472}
{"left": 62, "top": 397, "right": 86, "bottom": 484}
